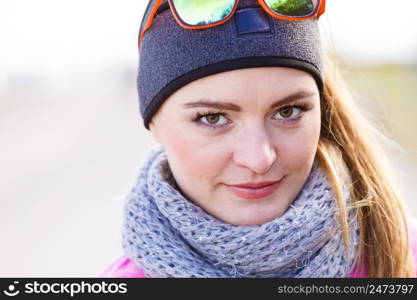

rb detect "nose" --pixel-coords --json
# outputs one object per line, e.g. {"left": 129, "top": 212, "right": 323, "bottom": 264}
{"left": 232, "top": 123, "right": 277, "bottom": 175}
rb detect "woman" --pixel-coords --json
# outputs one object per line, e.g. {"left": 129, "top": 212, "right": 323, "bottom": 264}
{"left": 102, "top": 0, "right": 417, "bottom": 277}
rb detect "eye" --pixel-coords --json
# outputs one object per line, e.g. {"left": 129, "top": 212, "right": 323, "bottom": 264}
{"left": 199, "top": 113, "right": 229, "bottom": 126}
{"left": 273, "top": 106, "right": 303, "bottom": 120}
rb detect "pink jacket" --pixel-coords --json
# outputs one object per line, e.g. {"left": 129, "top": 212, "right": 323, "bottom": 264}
{"left": 101, "top": 220, "right": 417, "bottom": 278}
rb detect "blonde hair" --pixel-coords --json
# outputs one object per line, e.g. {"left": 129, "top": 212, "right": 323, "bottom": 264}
{"left": 315, "top": 54, "right": 415, "bottom": 277}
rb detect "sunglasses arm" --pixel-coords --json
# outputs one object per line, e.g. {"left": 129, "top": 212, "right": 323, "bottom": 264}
{"left": 139, "top": 0, "right": 164, "bottom": 49}
{"left": 318, "top": 0, "right": 326, "bottom": 18}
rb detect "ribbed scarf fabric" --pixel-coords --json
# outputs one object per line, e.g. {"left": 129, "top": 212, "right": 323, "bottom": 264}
{"left": 122, "top": 145, "right": 360, "bottom": 277}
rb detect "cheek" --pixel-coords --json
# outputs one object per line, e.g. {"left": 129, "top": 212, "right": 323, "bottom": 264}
{"left": 160, "top": 125, "right": 226, "bottom": 184}
{"left": 277, "top": 121, "right": 320, "bottom": 171}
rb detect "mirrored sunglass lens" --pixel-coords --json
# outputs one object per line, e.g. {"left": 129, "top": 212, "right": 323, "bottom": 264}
{"left": 172, "top": 0, "right": 235, "bottom": 26}
{"left": 265, "top": 0, "right": 317, "bottom": 17}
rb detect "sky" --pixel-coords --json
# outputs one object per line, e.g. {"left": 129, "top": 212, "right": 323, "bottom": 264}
{"left": 1, "top": 0, "right": 416, "bottom": 77}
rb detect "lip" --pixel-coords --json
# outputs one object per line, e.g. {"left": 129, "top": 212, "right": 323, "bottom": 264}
{"left": 225, "top": 179, "right": 282, "bottom": 199}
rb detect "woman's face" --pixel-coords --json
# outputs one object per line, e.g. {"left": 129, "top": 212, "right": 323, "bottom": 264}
{"left": 150, "top": 67, "right": 321, "bottom": 226}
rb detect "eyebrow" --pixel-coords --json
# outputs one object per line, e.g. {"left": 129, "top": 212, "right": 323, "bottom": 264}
{"left": 182, "top": 90, "right": 317, "bottom": 112}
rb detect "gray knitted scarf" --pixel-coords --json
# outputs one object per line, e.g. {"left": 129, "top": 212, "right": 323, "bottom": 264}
{"left": 122, "top": 145, "right": 360, "bottom": 278}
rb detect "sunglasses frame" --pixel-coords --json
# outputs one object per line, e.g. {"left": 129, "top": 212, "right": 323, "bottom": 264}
{"left": 139, "top": 0, "right": 326, "bottom": 48}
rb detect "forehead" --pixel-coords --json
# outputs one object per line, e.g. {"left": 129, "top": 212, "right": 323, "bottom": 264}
{"left": 168, "top": 67, "right": 318, "bottom": 104}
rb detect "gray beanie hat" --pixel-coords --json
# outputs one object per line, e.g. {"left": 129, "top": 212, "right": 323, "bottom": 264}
{"left": 138, "top": 0, "right": 323, "bottom": 130}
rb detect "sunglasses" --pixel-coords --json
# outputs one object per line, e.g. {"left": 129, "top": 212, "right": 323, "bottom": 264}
{"left": 139, "top": 0, "right": 326, "bottom": 48}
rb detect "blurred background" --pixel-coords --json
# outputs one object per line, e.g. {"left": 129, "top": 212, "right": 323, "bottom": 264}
{"left": 1, "top": 0, "right": 416, "bottom": 277}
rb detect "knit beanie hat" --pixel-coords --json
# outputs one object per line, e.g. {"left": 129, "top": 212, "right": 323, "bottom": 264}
{"left": 137, "top": 0, "right": 324, "bottom": 130}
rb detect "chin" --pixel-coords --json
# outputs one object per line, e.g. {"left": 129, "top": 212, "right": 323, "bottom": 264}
{"left": 223, "top": 209, "right": 284, "bottom": 226}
